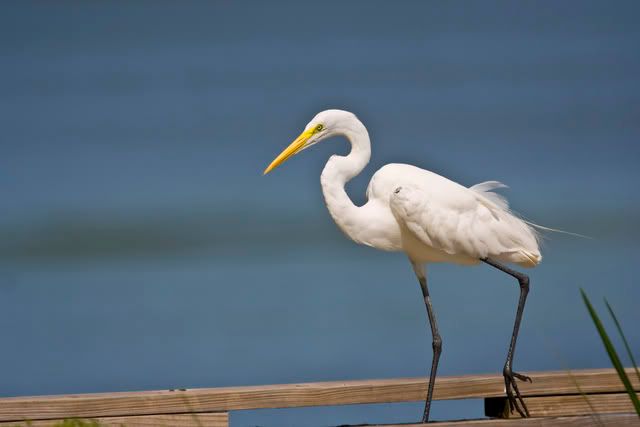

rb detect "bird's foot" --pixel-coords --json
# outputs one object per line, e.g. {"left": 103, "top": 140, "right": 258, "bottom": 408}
{"left": 503, "top": 366, "right": 532, "bottom": 418}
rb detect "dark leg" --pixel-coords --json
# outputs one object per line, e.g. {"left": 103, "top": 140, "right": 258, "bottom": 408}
{"left": 482, "top": 258, "right": 532, "bottom": 418}
{"left": 416, "top": 272, "right": 442, "bottom": 423}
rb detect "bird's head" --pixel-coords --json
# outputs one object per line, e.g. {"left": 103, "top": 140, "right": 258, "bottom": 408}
{"left": 263, "top": 109, "right": 357, "bottom": 175}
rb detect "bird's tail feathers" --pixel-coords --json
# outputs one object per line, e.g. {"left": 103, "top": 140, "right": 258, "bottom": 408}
{"left": 470, "top": 180, "right": 591, "bottom": 240}
{"left": 469, "top": 181, "right": 509, "bottom": 210}
{"left": 523, "top": 220, "right": 592, "bottom": 239}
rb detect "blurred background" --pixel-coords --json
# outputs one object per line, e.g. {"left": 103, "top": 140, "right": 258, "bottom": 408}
{"left": 1, "top": 1, "right": 639, "bottom": 425}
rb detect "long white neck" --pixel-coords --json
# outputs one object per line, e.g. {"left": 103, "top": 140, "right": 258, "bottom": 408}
{"left": 320, "top": 119, "right": 371, "bottom": 243}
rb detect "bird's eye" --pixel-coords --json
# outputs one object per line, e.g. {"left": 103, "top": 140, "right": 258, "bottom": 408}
{"left": 315, "top": 124, "right": 324, "bottom": 132}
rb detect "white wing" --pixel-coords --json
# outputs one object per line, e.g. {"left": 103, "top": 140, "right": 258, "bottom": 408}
{"left": 389, "top": 177, "right": 541, "bottom": 267}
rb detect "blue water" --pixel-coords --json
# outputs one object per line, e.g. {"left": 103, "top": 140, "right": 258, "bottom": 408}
{"left": 1, "top": 2, "right": 639, "bottom": 425}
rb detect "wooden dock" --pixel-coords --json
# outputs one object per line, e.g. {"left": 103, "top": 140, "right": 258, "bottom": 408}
{"left": 0, "top": 368, "right": 637, "bottom": 426}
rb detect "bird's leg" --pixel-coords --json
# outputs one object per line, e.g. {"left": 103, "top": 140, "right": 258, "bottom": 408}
{"left": 413, "top": 264, "right": 441, "bottom": 423}
{"left": 482, "top": 258, "right": 532, "bottom": 418}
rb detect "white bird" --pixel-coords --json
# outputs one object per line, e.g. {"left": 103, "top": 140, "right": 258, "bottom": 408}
{"left": 264, "top": 109, "right": 540, "bottom": 422}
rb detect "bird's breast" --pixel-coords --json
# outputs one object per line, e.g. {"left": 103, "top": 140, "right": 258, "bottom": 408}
{"left": 343, "top": 201, "right": 404, "bottom": 252}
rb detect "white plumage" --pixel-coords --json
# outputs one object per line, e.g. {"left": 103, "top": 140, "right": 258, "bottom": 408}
{"left": 268, "top": 109, "right": 542, "bottom": 269}
{"left": 264, "top": 108, "right": 541, "bottom": 422}
{"left": 387, "top": 166, "right": 541, "bottom": 267}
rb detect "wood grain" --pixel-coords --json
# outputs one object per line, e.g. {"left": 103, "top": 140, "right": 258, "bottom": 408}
{"left": 0, "top": 412, "right": 228, "bottom": 426}
{"left": 486, "top": 392, "right": 640, "bottom": 418}
{"left": 368, "top": 413, "right": 640, "bottom": 426}
{"left": 0, "top": 369, "right": 637, "bottom": 422}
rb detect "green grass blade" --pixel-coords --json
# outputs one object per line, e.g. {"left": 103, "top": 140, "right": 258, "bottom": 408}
{"left": 580, "top": 289, "right": 640, "bottom": 415}
{"left": 605, "top": 298, "right": 640, "bottom": 384}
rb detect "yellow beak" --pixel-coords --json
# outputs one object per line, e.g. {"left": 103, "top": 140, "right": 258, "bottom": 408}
{"left": 263, "top": 128, "right": 315, "bottom": 175}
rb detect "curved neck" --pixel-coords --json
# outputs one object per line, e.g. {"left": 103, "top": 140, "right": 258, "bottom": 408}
{"left": 320, "top": 120, "right": 371, "bottom": 243}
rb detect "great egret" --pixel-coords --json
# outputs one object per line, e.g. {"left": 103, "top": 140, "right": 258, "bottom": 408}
{"left": 264, "top": 109, "right": 540, "bottom": 423}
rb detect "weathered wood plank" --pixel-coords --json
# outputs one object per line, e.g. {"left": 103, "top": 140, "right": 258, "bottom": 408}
{"left": 0, "top": 412, "right": 228, "bottom": 426}
{"left": 0, "top": 369, "right": 637, "bottom": 422}
{"left": 368, "top": 412, "right": 640, "bottom": 426}
{"left": 486, "top": 392, "right": 639, "bottom": 418}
